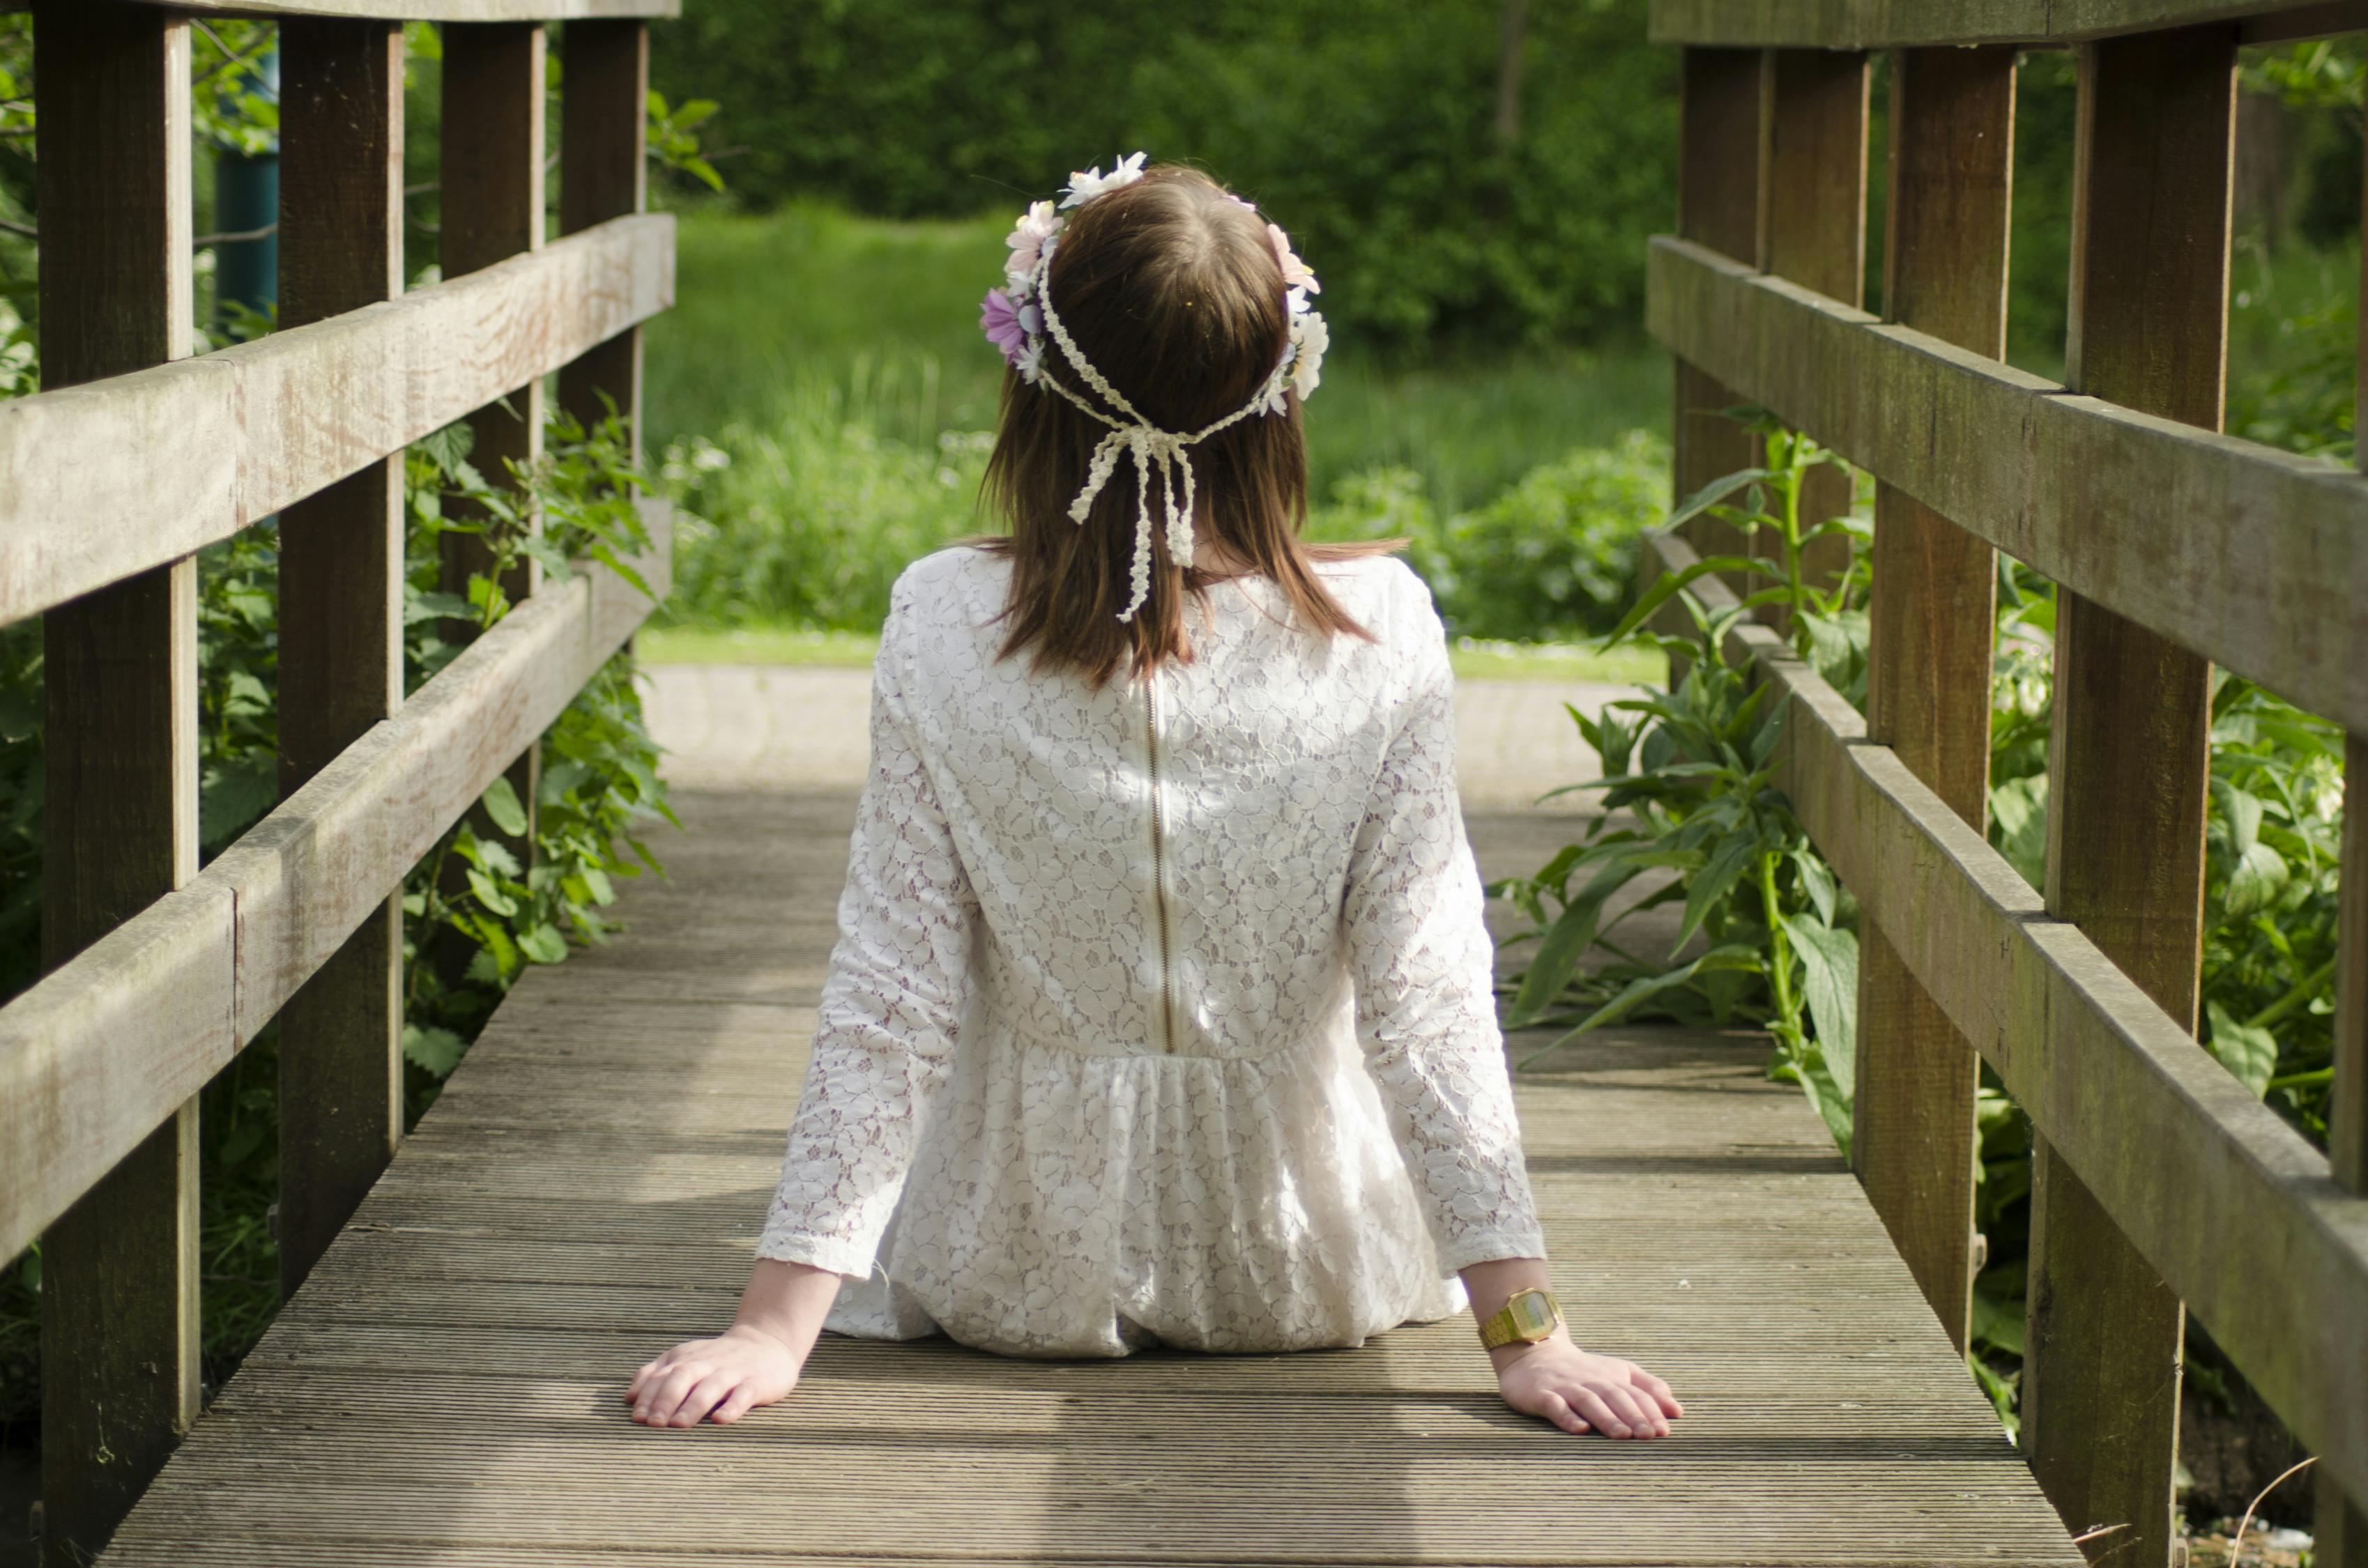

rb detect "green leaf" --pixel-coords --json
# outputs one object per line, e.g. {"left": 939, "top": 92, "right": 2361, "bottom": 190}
{"left": 2212, "top": 778, "right": 2264, "bottom": 854}
{"left": 1790, "top": 849, "right": 1837, "bottom": 926}
{"left": 480, "top": 774, "right": 530, "bottom": 837}
{"left": 2203, "top": 1000, "right": 2278, "bottom": 1098}
{"left": 1674, "top": 831, "right": 1761, "bottom": 955}
{"left": 518, "top": 923, "right": 570, "bottom": 964}
{"left": 1780, "top": 913, "right": 1860, "bottom": 1100}
{"left": 464, "top": 866, "right": 518, "bottom": 918}
{"left": 1795, "top": 1047, "right": 1854, "bottom": 1156}
{"left": 402, "top": 1023, "right": 468, "bottom": 1076}
{"left": 2222, "top": 840, "right": 2290, "bottom": 918}
{"left": 1518, "top": 944, "right": 1764, "bottom": 1064}
{"left": 1506, "top": 862, "right": 1640, "bottom": 1027}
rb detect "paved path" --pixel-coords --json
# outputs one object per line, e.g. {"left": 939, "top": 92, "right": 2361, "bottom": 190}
{"left": 643, "top": 665, "right": 1628, "bottom": 813}
{"left": 96, "top": 670, "right": 2081, "bottom": 1567}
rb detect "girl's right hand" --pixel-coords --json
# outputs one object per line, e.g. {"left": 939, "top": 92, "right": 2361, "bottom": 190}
{"left": 628, "top": 1323, "right": 801, "bottom": 1427}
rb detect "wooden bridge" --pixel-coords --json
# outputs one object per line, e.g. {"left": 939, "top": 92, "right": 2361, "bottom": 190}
{"left": 0, "top": 1, "right": 2361, "bottom": 1566}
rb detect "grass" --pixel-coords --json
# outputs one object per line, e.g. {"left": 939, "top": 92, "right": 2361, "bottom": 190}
{"left": 638, "top": 623, "right": 1665, "bottom": 684}
{"left": 646, "top": 200, "right": 1671, "bottom": 518}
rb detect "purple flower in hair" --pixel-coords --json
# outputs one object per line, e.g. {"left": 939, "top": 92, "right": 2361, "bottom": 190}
{"left": 980, "top": 287, "right": 1026, "bottom": 367}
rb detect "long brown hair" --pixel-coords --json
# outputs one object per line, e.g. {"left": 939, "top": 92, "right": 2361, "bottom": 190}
{"left": 977, "top": 164, "right": 1396, "bottom": 688}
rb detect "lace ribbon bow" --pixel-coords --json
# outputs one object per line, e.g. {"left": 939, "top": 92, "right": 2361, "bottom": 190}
{"left": 1032, "top": 250, "right": 1283, "bottom": 624}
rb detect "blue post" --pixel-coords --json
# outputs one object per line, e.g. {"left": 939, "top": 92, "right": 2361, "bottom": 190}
{"left": 213, "top": 43, "right": 280, "bottom": 334}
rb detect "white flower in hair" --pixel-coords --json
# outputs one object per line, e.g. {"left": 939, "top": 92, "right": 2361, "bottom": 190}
{"left": 1291, "top": 310, "right": 1330, "bottom": 400}
{"left": 1268, "top": 222, "right": 1320, "bottom": 293}
{"left": 1005, "top": 200, "right": 1061, "bottom": 288}
{"left": 1059, "top": 151, "right": 1147, "bottom": 210}
{"left": 1014, "top": 339, "right": 1044, "bottom": 384}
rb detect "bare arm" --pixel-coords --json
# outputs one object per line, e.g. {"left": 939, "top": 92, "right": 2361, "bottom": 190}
{"left": 1461, "top": 1256, "right": 1683, "bottom": 1438}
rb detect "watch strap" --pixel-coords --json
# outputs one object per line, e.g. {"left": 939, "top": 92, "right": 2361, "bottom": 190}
{"left": 1478, "top": 1286, "right": 1563, "bottom": 1349}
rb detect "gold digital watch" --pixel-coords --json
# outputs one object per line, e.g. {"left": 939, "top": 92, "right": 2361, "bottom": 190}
{"left": 1478, "top": 1286, "right": 1564, "bottom": 1350}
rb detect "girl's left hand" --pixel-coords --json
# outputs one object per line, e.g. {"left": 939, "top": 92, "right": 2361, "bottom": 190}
{"left": 1492, "top": 1337, "right": 1683, "bottom": 1439}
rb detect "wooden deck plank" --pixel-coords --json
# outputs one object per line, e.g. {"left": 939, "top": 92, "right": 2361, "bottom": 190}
{"left": 98, "top": 787, "right": 2079, "bottom": 1567}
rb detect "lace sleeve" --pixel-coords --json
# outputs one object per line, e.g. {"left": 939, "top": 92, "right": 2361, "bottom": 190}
{"left": 756, "top": 599, "right": 979, "bottom": 1279}
{"left": 1342, "top": 597, "right": 1547, "bottom": 1276}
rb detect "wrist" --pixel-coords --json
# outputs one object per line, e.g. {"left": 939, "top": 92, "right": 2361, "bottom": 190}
{"left": 724, "top": 1319, "right": 800, "bottom": 1357}
{"left": 1487, "top": 1324, "right": 1573, "bottom": 1376}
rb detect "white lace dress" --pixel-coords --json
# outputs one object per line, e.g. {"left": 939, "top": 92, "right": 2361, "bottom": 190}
{"left": 755, "top": 544, "right": 1545, "bottom": 1357}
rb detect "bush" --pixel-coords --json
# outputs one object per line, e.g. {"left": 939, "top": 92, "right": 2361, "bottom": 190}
{"left": 653, "top": 0, "right": 1677, "bottom": 352}
{"left": 1308, "top": 429, "right": 1667, "bottom": 641}
{"left": 660, "top": 389, "right": 995, "bottom": 632}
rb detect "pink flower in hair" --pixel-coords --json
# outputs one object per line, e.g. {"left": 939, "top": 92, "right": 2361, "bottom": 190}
{"left": 1005, "top": 200, "right": 1060, "bottom": 288}
{"left": 1267, "top": 222, "right": 1320, "bottom": 293}
{"left": 980, "top": 287, "right": 1026, "bottom": 366}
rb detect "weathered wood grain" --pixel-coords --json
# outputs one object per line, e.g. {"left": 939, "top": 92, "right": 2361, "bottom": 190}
{"left": 1651, "top": 0, "right": 2358, "bottom": 47}
{"left": 0, "top": 510, "right": 670, "bottom": 1270}
{"left": 274, "top": 15, "right": 410, "bottom": 1305}
{"left": 2326, "top": 136, "right": 2368, "bottom": 1564}
{"left": 0, "top": 213, "right": 671, "bottom": 629}
{"left": 1644, "top": 235, "right": 2368, "bottom": 735}
{"left": 93, "top": 785, "right": 2082, "bottom": 1567}
{"left": 1670, "top": 47, "right": 1766, "bottom": 620}
{"left": 1851, "top": 47, "right": 2015, "bottom": 1358}
{"left": 439, "top": 20, "right": 548, "bottom": 892}
{"left": 29, "top": 8, "right": 202, "bottom": 1565}
{"left": 2026, "top": 38, "right": 2233, "bottom": 1564}
{"left": 558, "top": 20, "right": 649, "bottom": 454}
{"left": 1764, "top": 47, "right": 1867, "bottom": 613}
{"left": 1648, "top": 527, "right": 2368, "bottom": 1514}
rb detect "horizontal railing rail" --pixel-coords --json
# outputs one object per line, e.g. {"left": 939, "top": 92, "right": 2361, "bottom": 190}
{"left": 1645, "top": 526, "right": 2368, "bottom": 1508}
{"left": 1659, "top": 20, "right": 2367, "bottom": 1559}
{"left": 0, "top": 505, "right": 667, "bottom": 1267}
{"left": 1649, "top": 0, "right": 2361, "bottom": 47}
{"left": 9, "top": 10, "right": 675, "bottom": 1560}
{"left": 0, "top": 211, "right": 673, "bottom": 629}
{"left": 1645, "top": 236, "right": 2368, "bottom": 735}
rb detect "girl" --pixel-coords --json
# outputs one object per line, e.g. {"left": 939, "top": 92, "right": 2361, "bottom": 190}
{"left": 628, "top": 158, "right": 1683, "bottom": 1441}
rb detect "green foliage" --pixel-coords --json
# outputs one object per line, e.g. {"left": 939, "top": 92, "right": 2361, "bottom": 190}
{"left": 652, "top": 0, "right": 1676, "bottom": 351}
{"left": 1492, "top": 414, "right": 1870, "bottom": 1148}
{"left": 0, "top": 403, "right": 676, "bottom": 1418}
{"left": 659, "top": 381, "right": 997, "bottom": 633}
{"left": 1308, "top": 431, "right": 1669, "bottom": 641}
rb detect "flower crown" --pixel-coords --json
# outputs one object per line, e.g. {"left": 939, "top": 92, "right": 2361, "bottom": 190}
{"left": 979, "top": 153, "right": 1332, "bottom": 624}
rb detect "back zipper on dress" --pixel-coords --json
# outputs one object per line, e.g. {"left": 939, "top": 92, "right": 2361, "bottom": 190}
{"left": 1143, "top": 672, "right": 1179, "bottom": 1054}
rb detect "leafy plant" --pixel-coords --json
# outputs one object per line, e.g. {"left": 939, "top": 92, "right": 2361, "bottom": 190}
{"left": 1492, "top": 412, "right": 1868, "bottom": 1148}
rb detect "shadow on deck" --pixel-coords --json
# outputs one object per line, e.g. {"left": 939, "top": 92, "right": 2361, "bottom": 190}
{"left": 98, "top": 781, "right": 2081, "bottom": 1567}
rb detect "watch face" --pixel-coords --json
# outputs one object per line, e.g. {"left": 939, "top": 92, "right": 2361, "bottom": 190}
{"left": 1511, "top": 1290, "right": 1557, "bottom": 1338}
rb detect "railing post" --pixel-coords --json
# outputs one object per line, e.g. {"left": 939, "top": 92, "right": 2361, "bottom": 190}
{"left": 273, "top": 18, "right": 408, "bottom": 1302}
{"left": 1852, "top": 45, "right": 2016, "bottom": 1356}
{"left": 440, "top": 21, "right": 547, "bottom": 860}
{"left": 29, "top": 6, "right": 201, "bottom": 1564}
{"left": 2317, "top": 138, "right": 2368, "bottom": 1568}
{"left": 1669, "top": 46, "right": 1766, "bottom": 611}
{"left": 1762, "top": 47, "right": 1867, "bottom": 609}
{"left": 559, "top": 19, "right": 649, "bottom": 457}
{"left": 2025, "top": 28, "right": 2236, "bottom": 1567}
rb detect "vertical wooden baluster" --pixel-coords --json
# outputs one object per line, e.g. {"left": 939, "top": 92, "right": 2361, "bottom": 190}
{"left": 1762, "top": 47, "right": 1868, "bottom": 615}
{"left": 1670, "top": 46, "right": 1766, "bottom": 615}
{"left": 440, "top": 22, "right": 547, "bottom": 863}
{"left": 2025, "top": 28, "right": 2236, "bottom": 1568}
{"left": 1852, "top": 45, "right": 2016, "bottom": 1356}
{"left": 2314, "top": 128, "right": 2368, "bottom": 1568}
{"left": 558, "top": 20, "right": 648, "bottom": 454}
{"left": 29, "top": 6, "right": 199, "bottom": 1565}
{"left": 274, "top": 19, "right": 407, "bottom": 1302}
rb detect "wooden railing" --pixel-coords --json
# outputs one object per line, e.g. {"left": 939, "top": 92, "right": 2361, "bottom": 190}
{"left": 1647, "top": 4, "right": 2365, "bottom": 1565}
{"left": 0, "top": 3, "right": 675, "bottom": 1562}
